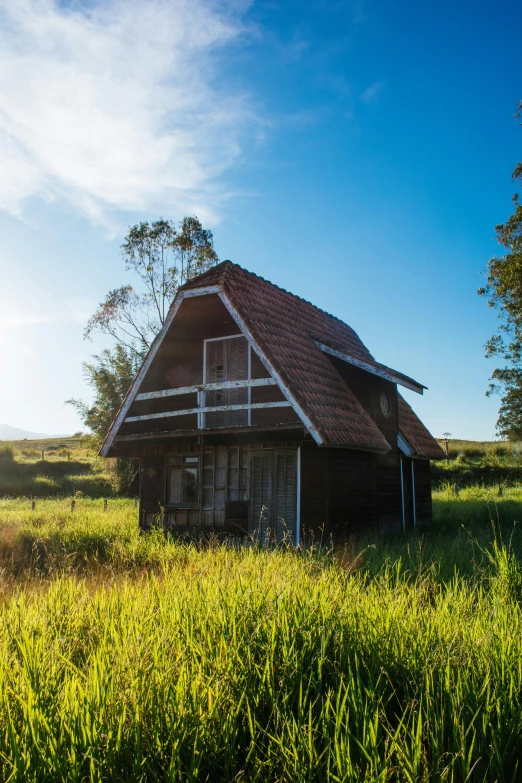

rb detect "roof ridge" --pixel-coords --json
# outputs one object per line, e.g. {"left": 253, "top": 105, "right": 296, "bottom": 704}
{"left": 177, "top": 259, "right": 234, "bottom": 289}
{"left": 185, "top": 259, "right": 360, "bottom": 332}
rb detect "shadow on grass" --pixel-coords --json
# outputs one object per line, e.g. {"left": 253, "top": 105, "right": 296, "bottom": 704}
{"left": 0, "top": 452, "right": 114, "bottom": 498}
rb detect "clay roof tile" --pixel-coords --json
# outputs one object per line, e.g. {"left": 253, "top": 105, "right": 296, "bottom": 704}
{"left": 182, "top": 261, "right": 440, "bottom": 456}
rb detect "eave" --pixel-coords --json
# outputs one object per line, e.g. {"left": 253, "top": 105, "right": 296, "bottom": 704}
{"left": 313, "top": 340, "right": 426, "bottom": 395}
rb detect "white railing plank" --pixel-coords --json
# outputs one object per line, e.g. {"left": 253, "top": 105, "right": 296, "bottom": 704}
{"left": 135, "top": 377, "right": 276, "bottom": 401}
{"left": 125, "top": 401, "right": 291, "bottom": 423}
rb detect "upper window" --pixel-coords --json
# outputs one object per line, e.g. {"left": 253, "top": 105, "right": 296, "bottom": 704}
{"left": 166, "top": 455, "right": 199, "bottom": 506}
{"left": 204, "top": 336, "right": 250, "bottom": 428}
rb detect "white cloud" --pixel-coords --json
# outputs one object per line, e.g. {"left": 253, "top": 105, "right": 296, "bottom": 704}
{"left": 0, "top": 296, "right": 95, "bottom": 328}
{"left": 361, "top": 80, "right": 385, "bottom": 103}
{"left": 0, "top": 0, "right": 253, "bottom": 224}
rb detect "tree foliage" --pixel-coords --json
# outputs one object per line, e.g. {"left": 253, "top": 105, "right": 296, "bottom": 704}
{"left": 67, "top": 345, "right": 140, "bottom": 440}
{"left": 68, "top": 215, "right": 219, "bottom": 490}
{"left": 479, "top": 102, "right": 522, "bottom": 439}
{"left": 85, "top": 217, "right": 219, "bottom": 358}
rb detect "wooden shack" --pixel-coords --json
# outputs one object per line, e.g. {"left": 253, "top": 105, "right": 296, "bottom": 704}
{"left": 100, "top": 261, "right": 444, "bottom": 541}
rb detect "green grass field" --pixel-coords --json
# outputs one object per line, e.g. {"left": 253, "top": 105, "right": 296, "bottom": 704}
{"left": 1, "top": 436, "right": 521, "bottom": 498}
{"left": 0, "top": 491, "right": 522, "bottom": 780}
{"left": 0, "top": 437, "right": 116, "bottom": 498}
{"left": 433, "top": 438, "right": 522, "bottom": 486}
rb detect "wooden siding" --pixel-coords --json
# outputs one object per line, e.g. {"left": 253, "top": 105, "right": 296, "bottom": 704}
{"left": 328, "top": 449, "right": 378, "bottom": 538}
{"left": 377, "top": 451, "right": 403, "bottom": 533}
{"left": 329, "top": 356, "right": 398, "bottom": 446}
{"left": 300, "top": 441, "right": 329, "bottom": 540}
{"left": 138, "top": 436, "right": 433, "bottom": 538}
{"left": 120, "top": 294, "right": 301, "bottom": 439}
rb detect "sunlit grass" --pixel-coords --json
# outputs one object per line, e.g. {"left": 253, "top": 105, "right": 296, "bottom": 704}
{"left": 0, "top": 438, "right": 115, "bottom": 498}
{"left": 433, "top": 440, "right": 522, "bottom": 487}
{"left": 0, "top": 495, "right": 521, "bottom": 779}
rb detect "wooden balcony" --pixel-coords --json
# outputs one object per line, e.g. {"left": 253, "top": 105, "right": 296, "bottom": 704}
{"left": 126, "top": 377, "right": 293, "bottom": 428}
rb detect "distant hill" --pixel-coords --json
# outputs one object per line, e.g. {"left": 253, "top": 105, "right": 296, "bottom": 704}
{"left": 0, "top": 424, "right": 53, "bottom": 440}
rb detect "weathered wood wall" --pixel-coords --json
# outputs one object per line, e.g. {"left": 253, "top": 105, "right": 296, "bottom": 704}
{"left": 120, "top": 295, "right": 300, "bottom": 439}
{"left": 139, "top": 438, "right": 302, "bottom": 536}
{"left": 328, "top": 357, "right": 398, "bottom": 445}
{"left": 328, "top": 449, "right": 379, "bottom": 537}
{"left": 377, "top": 451, "right": 403, "bottom": 533}
{"left": 300, "top": 441, "right": 329, "bottom": 541}
{"left": 138, "top": 438, "right": 434, "bottom": 537}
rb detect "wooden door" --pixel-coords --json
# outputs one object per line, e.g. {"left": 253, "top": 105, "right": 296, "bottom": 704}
{"left": 274, "top": 451, "right": 297, "bottom": 540}
{"left": 250, "top": 449, "right": 297, "bottom": 542}
{"left": 250, "top": 451, "right": 272, "bottom": 540}
{"left": 205, "top": 337, "right": 249, "bottom": 428}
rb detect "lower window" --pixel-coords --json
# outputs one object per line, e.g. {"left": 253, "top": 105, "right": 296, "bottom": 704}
{"left": 166, "top": 456, "right": 199, "bottom": 505}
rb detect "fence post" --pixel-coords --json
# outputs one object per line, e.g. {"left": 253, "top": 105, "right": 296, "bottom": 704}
{"left": 68, "top": 451, "right": 70, "bottom": 462}
{"left": 71, "top": 499, "right": 75, "bottom": 512}
{"left": 31, "top": 500, "right": 36, "bottom": 511}
{"left": 104, "top": 498, "right": 108, "bottom": 512}
{"left": 41, "top": 449, "right": 45, "bottom": 461}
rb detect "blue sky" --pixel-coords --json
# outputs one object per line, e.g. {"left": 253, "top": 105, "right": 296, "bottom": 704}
{"left": 0, "top": 0, "right": 520, "bottom": 439}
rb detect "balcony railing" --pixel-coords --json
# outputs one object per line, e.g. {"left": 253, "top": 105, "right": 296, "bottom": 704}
{"left": 126, "top": 377, "right": 293, "bottom": 428}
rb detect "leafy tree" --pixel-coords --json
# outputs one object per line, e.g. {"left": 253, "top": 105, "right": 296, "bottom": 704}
{"left": 67, "top": 346, "right": 141, "bottom": 494}
{"left": 68, "top": 216, "right": 219, "bottom": 491}
{"left": 67, "top": 345, "right": 140, "bottom": 440}
{"left": 85, "top": 216, "right": 219, "bottom": 359}
{"left": 479, "top": 102, "right": 522, "bottom": 439}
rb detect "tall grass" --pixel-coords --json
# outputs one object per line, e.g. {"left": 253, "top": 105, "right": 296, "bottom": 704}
{"left": 433, "top": 440, "right": 522, "bottom": 487}
{"left": 0, "top": 437, "right": 114, "bottom": 498}
{"left": 0, "top": 496, "right": 521, "bottom": 780}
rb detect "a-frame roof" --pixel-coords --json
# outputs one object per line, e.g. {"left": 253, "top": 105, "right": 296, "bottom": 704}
{"left": 101, "top": 260, "right": 444, "bottom": 459}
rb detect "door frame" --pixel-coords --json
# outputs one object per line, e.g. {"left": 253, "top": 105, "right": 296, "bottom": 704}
{"left": 248, "top": 447, "right": 300, "bottom": 543}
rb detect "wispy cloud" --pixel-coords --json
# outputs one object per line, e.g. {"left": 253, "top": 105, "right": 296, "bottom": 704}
{"left": 361, "top": 80, "right": 386, "bottom": 103}
{"left": 0, "top": 313, "right": 76, "bottom": 329}
{"left": 0, "top": 0, "right": 253, "bottom": 225}
{"left": 0, "top": 297, "right": 94, "bottom": 329}
{"left": 0, "top": 315, "right": 62, "bottom": 329}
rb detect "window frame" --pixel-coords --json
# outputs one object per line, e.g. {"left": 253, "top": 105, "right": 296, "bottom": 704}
{"left": 165, "top": 454, "right": 200, "bottom": 508}
{"left": 203, "top": 334, "right": 252, "bottom": 428}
